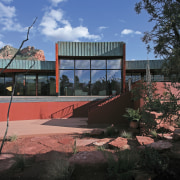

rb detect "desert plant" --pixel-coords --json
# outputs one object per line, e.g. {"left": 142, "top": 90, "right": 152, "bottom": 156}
{"left": 123, "top": 108, "right": 141, "bottom": 122}
{"left": 107, "top": 149, "right": 139, "bottom": 180}
{"left": 150, "top": 129, "right": 158, "bottom": 138}
{"left": 96, "top": 145, "right": 106, "bottom": 151}
{"left": 105, "top": 124, "right": 119, "bottom": 137}
{"left": 140, "top": 146, "right": 169, "bottom": 174}
{"left": 8, "top": 134, "right": 18, "bottom": 142}
{"left": 72, "top": 138, "right": 78, "bottom": 154}
{"left": 46, "top": 158, "right": 73, "bottom": 180}
{"left": 120, "top": 130, "right": 132, "bottom": 139}
{"left": 11, "top": 154, "right": 26, "bottom": 171}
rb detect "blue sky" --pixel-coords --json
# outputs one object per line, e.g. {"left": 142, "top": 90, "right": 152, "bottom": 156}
{"left": 0, "top": 0, "right": 158, "bottom": 61}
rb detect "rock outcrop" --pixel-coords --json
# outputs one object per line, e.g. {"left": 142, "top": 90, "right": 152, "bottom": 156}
{"left": 0, "top": 45, "right": 45, "bottom": 61}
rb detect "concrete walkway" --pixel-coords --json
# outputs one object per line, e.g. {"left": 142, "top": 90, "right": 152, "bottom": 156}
{"left": 0, "top": 118, "right": 94, "bottom": 138}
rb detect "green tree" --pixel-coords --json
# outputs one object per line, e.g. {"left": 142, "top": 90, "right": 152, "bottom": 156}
{"left": 135, "top": 0, "right": 180, "bottom": 80}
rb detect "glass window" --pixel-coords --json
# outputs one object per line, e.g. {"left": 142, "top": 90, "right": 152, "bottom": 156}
{"left": 107, "top": 70, "right": 121, "bottom": 95}
{"left": 48, "top": 76, "right": 56, "bottom": 95}
{"left": 38, "top": 75, "right": 48, "bottom": 96}
{"left": 15, "top": 74, "right": 25, "bottom": 96}
{"left": 0, "top": 75, "right": 5, "bottom": 96}
{"left": 75, "top": 60, "right": 90, "bottom": 69}
{"left": 25, "top": 75, "right": 36, "bottom": 96}
{"left": 91, "top": 70, "right": 106, "bottom": 96}
{"left": 75, "top": 70, "right": 90, "bottom": 96}
{"left": 91, "top": 60, "right": 106, "bottom": 69}
{"left": 107, "top": 59, "right": 121, "bottom": 69}
{"left": 60, "top": 70, "right": 74, "bottom": 96}
{"left": 5, "top": 74, "right": 13, "bottom": 96}
{"left": 60, "top": 59, "right": 74, "bottom": 69}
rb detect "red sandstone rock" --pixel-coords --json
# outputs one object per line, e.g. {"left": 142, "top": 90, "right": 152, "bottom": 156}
{"left": 69, "top": 151, "right": 108, "bottom": 166}
{"left": 108, "top": 137, "right": 130, "bottom": 150}
{"left": 136, "top": 136, "right": 154, "bottom": 145}
{"left": 93, "top": 138, "right": 112, "bottom": 146}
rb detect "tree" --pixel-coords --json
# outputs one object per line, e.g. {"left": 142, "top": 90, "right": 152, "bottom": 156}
{"left": 0, "top": 18, "right": 37, "bottom": 154}
{"left": 135, "top": 0, "right": 180, "bottom": 80}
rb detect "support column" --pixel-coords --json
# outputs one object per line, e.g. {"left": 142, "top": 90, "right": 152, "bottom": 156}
{"left": 122, "top": 43, "right": 126, "bottom": 93}
{"left": 55, "top": 43, "right": 59, "bottom": 96}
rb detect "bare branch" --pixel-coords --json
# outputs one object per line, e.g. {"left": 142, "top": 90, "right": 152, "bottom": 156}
{"left": 0, "top": 17, "right": 38, "bottom": 74}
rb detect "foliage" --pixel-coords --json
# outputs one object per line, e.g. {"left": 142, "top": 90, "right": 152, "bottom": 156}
{"left": 46, "top": 158, "right": 73, "bottom": 180}
{"left": 96, "top": 145, "right": 106, "bottom": 151}
{"left": 8, "top": 134, "right": 18, "bottom": 142}
{"left": 11, "top": 154, "right": 26, "bottom": 171}
{"left": 150, "top": 129, "right": 158, "bottom": 138}
{"left": 140, "top": 146, "right": 169, "bottom": 174}
{"left": 120, "top": 130, "right": 132, "bottom": 139}
{"left": 72, "top": 138, "right": 78, "bottom": 154}
{"left": 105, "top": 124, "right": 119, "bottom": 137}
{"left": 135, "top": 0, "right": 180, "bottom": 80}
{"left": 107, "top": 150, "right": 139, "bottom": 180}
{"left": 123, "top": 108, "right": 141, "bottom": 122}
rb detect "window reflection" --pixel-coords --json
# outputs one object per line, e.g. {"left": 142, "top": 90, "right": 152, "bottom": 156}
{"left": 91, "top": 70, "right": 106, "bottom": 96}
{"left": 107, "top": 70, "right": 121, "bottom": 95}
{"left": 60, "top": 70, "right": 74, "bottom": 96}
{"left": 25, "top": 75, "right": 36, "bottom": 96}
{"left": 75, "top": 60, "right": 90, "bottom": 69}
{"left": 75, "top": 70, "right": 90, "bottom": 96}
{"left": 107, "top": 59, "right": 121, "bottom": 69}
{"left": 60, "top": 59, "right": 74, "bottom": 69}
{"left": 0, "top": 75, "right": 5, "bottom": 96}
{"left": 15, "top": 74, "right": 25, "bottom": 96}
{"left": 38, "top": 75, "right": 48, "bottom": 96}
{"left": 91, "top": 60, "right": 106, "bottom": 69}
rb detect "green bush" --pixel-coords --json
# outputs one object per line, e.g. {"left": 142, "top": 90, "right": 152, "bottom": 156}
{"left": 123, "top": 108, "right": 141, "bottom": 122}
{"left": 107, "top": 150, "right": 139, "bottom": 180}
{"left": 120, "top": 130, "right": 132, "bottom": 139}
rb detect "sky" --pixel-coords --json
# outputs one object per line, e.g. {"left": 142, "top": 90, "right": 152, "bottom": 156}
{"left": 0, "top": 0, "right": 158, "bottom": 61}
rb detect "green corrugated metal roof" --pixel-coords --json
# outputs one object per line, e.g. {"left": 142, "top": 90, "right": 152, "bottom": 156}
{"left": 126, "top": 60, "right": 164, "bottom": 70}
{"left": 0, "top": 59, "right": 55, "bottom": 70}
{"left": 57, "top": 41, "right": 125, "bottom": 57}
{"left": 0, "top": 59, "right": 164, "bottom": 71}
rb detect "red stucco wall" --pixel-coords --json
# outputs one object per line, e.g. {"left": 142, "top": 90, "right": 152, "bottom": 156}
{"left": 0, "top": 101, "right": 89, "bottom": 121}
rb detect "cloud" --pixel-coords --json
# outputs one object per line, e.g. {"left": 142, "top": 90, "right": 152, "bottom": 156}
{"left": 0, "top": 2, "right": 25, "bottom": 32}
{"left": 1, "top": 0, "right": 13, "bottom": 4}
{"left": 121, "top": 29, "right": 142, "bottom": 36}
{"left": 0, "top": 41, "right": 5, "bottom": 48}
{"left": 40, "top": 8, "right": 100, "bottom": 41}
{"left": 98, "top": 26, "right": 108, "bottom": 31}
{"left": 50, "top": 0, "right": 67, "bottom": 6}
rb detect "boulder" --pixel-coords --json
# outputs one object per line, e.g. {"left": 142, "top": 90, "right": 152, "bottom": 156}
{"left": 108, "top": 137, "right": 130, "bottom": 150}
{"left": 93, "top": 138, "right": 112, "bottom": 146}
{"left": 90, "top": 129, "right": 104, "bottom": 136}
{"left": 136, "top": 136, "right": 154, "bottom": 145}
{"left": 173, "top": 128, "right": 180, "bottom": 141}
{"left": 147, "top": 140, "right": 173, "bottom": 151}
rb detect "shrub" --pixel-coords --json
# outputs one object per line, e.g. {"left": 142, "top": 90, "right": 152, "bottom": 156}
{"left": 8, "top": 134, "right": 18, "bottom": 142}
{"left": 120, "top": 130, "right": 132, "bottom": 139}
{"left": 150, "top": 129, "right": 158, "bottom": 138}
{"left": 123, "top": 108, "right": 141, "bottom": 122}
{"left": 46, "top": 158, "right": 73, "bottom": 180}
{"left": 107, "top": 150, "right": 139, "bottom": 180}
{"left": 105, "top": 124, "right": 119, "bottom": 137}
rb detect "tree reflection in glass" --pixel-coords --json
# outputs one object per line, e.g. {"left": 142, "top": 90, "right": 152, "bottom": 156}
{"left": 91, "top": 70, "right": 106, "bottom": 96}
{"left": 107, "top": 70, "right": 121, "bottom": 95}
{"left": 60, "top": 70, "right": 74, "bottom": 96}
{"left": 75, "top": 70, "right": 90, "bottom": 96}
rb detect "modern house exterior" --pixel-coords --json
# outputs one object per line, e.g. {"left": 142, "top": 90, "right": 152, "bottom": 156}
{"left": 0, "top": 41, "right": 166, "bottom": 123}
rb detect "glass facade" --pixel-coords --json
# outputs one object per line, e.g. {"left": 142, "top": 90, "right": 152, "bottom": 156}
{"left": 59, "top": 59, "right": 122, "bottom": 96}
{"left": 0, "top": 73, "right": 56, "bottom": 96}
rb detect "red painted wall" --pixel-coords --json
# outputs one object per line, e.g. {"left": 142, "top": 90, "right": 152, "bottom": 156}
{"left": 0, "top": 101, "right": 89, "bottom": 121}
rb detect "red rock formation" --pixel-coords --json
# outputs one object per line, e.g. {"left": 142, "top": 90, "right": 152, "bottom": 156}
{"left": 0, "top": 45, "right": 45, "bottom": 61}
